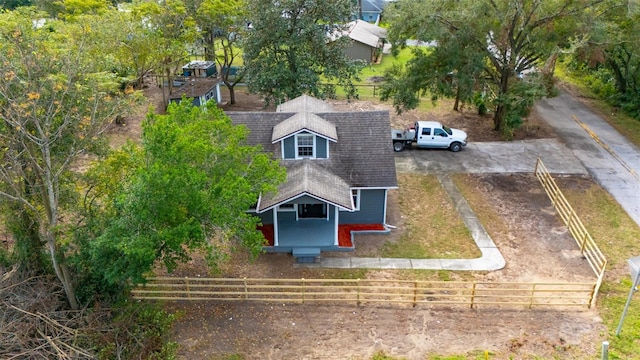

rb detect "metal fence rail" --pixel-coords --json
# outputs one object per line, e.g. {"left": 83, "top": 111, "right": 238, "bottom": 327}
{"left": 132, "top": 277, "right": 596, "bottom": 309}
{"left": 535, "top": 158, "right": 607, "bottom": 307}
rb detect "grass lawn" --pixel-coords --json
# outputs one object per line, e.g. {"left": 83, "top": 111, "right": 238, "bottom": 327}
{"left": 381, "top": 173, "right": 479, "bottom": 260}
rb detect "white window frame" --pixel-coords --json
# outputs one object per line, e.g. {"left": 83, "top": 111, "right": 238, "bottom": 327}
{"left": 340, "top": 189, "right": 361, "bottom": 212}
{"left": 295, "top": 133, "right": 315, "bottom": 159}
{"left": 277, "top": 204, "right": 297, "bottom": 212}
{"left": 352, "top": 189, "right": 360, "bottom": 211}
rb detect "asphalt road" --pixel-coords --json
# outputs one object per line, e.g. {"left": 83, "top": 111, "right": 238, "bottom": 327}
{"left": 394, "top": 90, "right": 640, "bottom": 227}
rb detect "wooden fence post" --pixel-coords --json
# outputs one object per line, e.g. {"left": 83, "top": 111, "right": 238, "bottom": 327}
{"left": 243, "top": 277, "right": 248, "bottom": 300}
{"left": 357, "top": 279, "right": 361, "bottom": 306}
{"left": 185, "top": 277, "right": 190, "bottom": 299}
{"left": 529, "top": 284, "right": 536, "bottom": 309}
{"left": 470, "top": 283, "right": 476, "bottom": 309}
{"left": 581, "top": 231, "right": 588, "bottom": 253}
{"left": 301, "top": 278, "right": 305, "bottom": 304}
{"left": 413, "top": 281, "right": 418, "bottom": 308}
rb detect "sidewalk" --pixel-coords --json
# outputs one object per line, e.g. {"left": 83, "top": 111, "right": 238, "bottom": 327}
{"left": 298, "top": 174, "right": 506, "bottom": 271}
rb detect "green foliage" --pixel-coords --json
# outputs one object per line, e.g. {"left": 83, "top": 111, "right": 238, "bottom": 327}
{"left": 92, "top": 303, "right": 178, "bottom": 360}
{"left": 242, "top": 0, "right": 363, "bottom": 105}
{"left": 567, "top": 3, "right": 640, "bottom": 121}
{"left": 384, "top": 0, "right": 593, "bottom": 134}
{"left": 371, "top": 351, "right": 404, "bottom": 360}
{"left": 82, "top": 100, "right": 285, "bottom": 293}
{"left": 494, "top": 75, "right": 547, "bottom": 140}
{"left": 0, "top": 9, "right": 130, "bottom": 309}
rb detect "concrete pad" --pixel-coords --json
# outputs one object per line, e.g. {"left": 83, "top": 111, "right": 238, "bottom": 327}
{"left": 409, "top": 259, "right": 443, "bottom": 269}
{"left": 439, "top": 259, "right": 474, "bottom": 271}
{"left": 350, "top": 257, "right": 382, "bottom": 268}
{"left": 378, "top": 258, "right": 412, "bottom": 269}
{"left": 317, "top": 257, "right": 351, "bottom": 268}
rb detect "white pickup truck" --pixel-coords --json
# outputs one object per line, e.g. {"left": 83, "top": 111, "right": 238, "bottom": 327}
{"left": 392, "top": 121, "right": 468, "bottom": 152}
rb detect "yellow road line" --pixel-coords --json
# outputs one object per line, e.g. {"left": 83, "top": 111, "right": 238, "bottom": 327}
{"left": 572, "top": 115, "right": 640, "bottom": 182}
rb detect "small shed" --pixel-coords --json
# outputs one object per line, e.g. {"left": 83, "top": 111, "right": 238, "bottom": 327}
{"left": 182, "top": 60, "right": 218, "bottom": 78}
{"left": 343, "top": 20, "right": 387, "bottom": 64}
{"left": 168, "top": 79, "right": 221, "bottom": 108}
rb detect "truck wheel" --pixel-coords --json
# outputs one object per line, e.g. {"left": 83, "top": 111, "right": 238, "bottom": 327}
{"left": 449, "top": 142, "right": 462, "bottom": 152}
{"left": 393, "top": 141, "right": 405, "bottom": 152}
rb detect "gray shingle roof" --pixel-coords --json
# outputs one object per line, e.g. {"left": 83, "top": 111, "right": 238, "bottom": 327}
{"left": 257, "top": 161, "right": 353, "bottom": 212}
{"left": 276, "top": 94, "right": 335, "bottom": 113}
{"left": 227, "top": 98, "right": 398, "bottom": 209}
{"left": 346, "top": 20, "right": 387, "bottom": 48}
{"left": 271, "top": 112, "right": 338, "bottom": 143}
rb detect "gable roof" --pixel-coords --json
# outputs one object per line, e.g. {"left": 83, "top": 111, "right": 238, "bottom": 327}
{"left": 256, "top": 161, "right": 353, "bottom": 212}
{"left": 228, "top": 110, "right": 397, "bottom": 188}
{"left": 227, "top": 97, "right": 398, "bottom": 210}
{"left": 276, "top": 94, "right": 334, "bottom": 113}
{"left": 346, "top": 20, "right": 387, "bottom": 48}
{"left": 361, "top": 0, "right": 386, "bottom": 13}
{"left": 271, "top": 112, "right": 338, "bottom": 143}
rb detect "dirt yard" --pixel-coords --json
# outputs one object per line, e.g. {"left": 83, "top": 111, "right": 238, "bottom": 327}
{"left": 116, "top": 81, "right": 607, "bottom": 359}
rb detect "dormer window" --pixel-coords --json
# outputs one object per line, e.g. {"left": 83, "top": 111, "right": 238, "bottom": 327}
{"left": 296, "top": 134, "right": 314, "bottom": 158}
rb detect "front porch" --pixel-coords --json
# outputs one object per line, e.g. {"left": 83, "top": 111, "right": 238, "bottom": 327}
{"left": 259, "top": 222, "right": 387, "bottom": 252}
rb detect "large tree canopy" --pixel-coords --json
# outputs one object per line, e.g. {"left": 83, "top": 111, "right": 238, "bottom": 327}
{"left": 242, "top": 0, "right": 363, "bottom": 105}
{"left": 0, "top": 11, "right": 129, "bottom": 309}
{"left": 569, "top": 2, "right": 640, "bottom": 118}
{"left": 383, "top": 0, "right": 600, "bottom": 136}
{"left": 192, "top": 0, "right": 249, "bottom": 104}
{"left": 81, "top": 101, "right": 285, "bottom": 290}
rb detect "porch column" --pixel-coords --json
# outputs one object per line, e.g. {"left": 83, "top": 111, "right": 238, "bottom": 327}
{"left": 273, "top": 209, "right": 279, "bottom": 247}
{"left": 382, "top": 189, "right": 388, "bottom": 225}
{"left": 334, "top": 206, "right": 339, "bottom": 246}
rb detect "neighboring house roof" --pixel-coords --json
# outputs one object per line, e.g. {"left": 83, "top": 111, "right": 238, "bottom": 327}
{"left": 257, "top": 161, "right": 353, "bottom": 212}
{"left": 168, "top": 78, "right": 218, "bottom": 101}
{"left": 227, "top": 96, "right": 398, "bottom": 210}
{"left": 271, "top": 112, "right": 338, "bottom": 143}
{"left": 346, "top": 20, "right": 387, "bottom": 48}
{"left": 361, "top": 0, "right": 386, "bottom": 13}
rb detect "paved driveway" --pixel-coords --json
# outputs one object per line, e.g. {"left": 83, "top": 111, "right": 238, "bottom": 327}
{"left": 535, "top": 92, "right": 640, "bottom": 227}
{"left": 394, "top": 138, "right": 587, "bottom": 175}
{"left": 395, "top": 91, "right": 640, "bottom": 227}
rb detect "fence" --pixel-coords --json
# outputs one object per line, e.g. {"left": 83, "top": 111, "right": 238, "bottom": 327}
{"left": 132, "top": 277, "right": 596, "bottom": 309}
{"left": 534, "top": 158, "right": 607, "bottom": 307}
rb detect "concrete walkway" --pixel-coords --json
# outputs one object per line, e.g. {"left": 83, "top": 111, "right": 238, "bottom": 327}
{"left": 301, "top": 174, "right": 506, "bottom": 271}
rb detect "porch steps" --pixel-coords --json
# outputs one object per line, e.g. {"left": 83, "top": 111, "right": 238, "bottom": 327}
{"left": 292, "top": 248, "right": 321, "bottom": 263}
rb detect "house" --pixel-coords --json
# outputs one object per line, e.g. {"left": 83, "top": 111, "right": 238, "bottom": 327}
{"left": 227, "top": 95, "right": 398, "bottom": 262}
{"left": 343, "top": 20, "right": 387, "bottom": 64}
{"left": 357, "top": 0, "right": 387, "bottom": 24}
{"left": 168, "top": 78, "right": 221, "bottom": 108}
{"left": 182, "top": 60, "right": 218, "bottom": 78}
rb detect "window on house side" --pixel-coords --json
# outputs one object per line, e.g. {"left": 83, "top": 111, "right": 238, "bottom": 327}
{"left": 352, "top": 189, "right": 360, "bottom": 211}
{"left": 297, "top": 134, "right": 314, "bottom": 158}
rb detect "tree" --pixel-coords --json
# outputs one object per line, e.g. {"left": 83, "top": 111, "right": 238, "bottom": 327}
{"left": 569, "top": 1, "right": 640, "bottom": 118}
{"left": 0, "top": 11, "right": 129, "bottom": 309}
{"left": 384, "top": 0, "right": 601, "bottom": 134}
{"left": 242, "top": 0, "right": 363, "bottom": 105}
{"left": 81, "top": 101, "right": 285, "bottom": 290}
{"left": 194, "top": 0, "right": 248, "bottom": 104}
{"left": 132, "top": 0, "right": 197, "bottom": 106}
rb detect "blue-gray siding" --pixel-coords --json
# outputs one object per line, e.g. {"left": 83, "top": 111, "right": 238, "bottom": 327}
{"left": 255, "top": 210, "right": 273, "bottom": 225}
{"left": 339, "top": 189, "right": 386, "bottom": 224}
{"left": 283, "top": 137, "right": 295, "bottom": 159}
{"left": 316, "top": 137, "right": 327, "bottom": 158}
